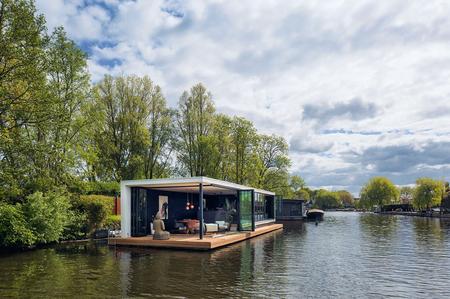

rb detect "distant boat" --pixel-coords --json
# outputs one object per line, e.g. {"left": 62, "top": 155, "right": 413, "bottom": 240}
{"left": 307, "top": 209, "right": 324, "bottom": 221}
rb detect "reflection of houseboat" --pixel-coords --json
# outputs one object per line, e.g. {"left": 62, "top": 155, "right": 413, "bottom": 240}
{"left": 110, "top": 177, "right": 283, "bottom": 250}
{"left": 306, "top": 209, "right": 324, "bottom": 221}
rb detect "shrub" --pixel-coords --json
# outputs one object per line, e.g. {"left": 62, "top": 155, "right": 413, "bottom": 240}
{"left": 22, "top": 191, "right": 70, "bottom": 244}
{"left": 61, "top": 209, "right": 88, "bottom": 241}
{"left": 0, "top": 203, "right": 36, "bottom": 248}
{"left": 69, "top": 181, "right": 120, "bottom": 196}
{"left": 86, "top": 181, "right": 120, "bottom": 196}
{"left": 105, "top": 215, "right": 121, "bottom": 230}
{"left": 78, "top": 195, "right": 115, "bottom": 234}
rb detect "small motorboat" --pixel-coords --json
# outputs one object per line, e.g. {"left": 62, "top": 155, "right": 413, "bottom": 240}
{"left": 306, "top": 209, "right": 324, "bottom": 221}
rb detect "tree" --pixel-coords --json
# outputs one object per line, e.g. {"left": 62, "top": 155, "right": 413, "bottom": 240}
{"left": 22, "top": 190, "right": 70, "bottom": 244}
{"left": 337, "top": 190, "right": 354, "bottom": 207}
{"left": 0, "top": 2, "right": 90, "bottom": 200}
{"left": 92, "top": 75, "right": 153, "bottom": 181}
{"left": 314, "top": 189, "right": 340, "bottom": 210}
{"left": 176, "top": 83, "right": 215, "bottom": 176}
{"left": 0, "top": 0, "right": 48, "bottom": 200}
{"left": 0, "top": 0, "right": 47, "bottom": 128}
{"left": 413, "top": 178, "right": 444, "bottom": 211}
{"left": 0, "top": 202, "right": 35, "bottom": 247}
{"left": 143, "top": 85, "right": 175, "bottom": 179}
{"left": 399, "top": 186, "right": 414, "bottom": 204}
{"left": 255, "top": 134, "right": 291, "bottom": 193}
{"left": 230, "top": 116, "right": 257, "bottom": 184}
{"left": 441, "top": 182, "right": 450, "bottom": 211}
{"left": 295, "top": 189, "right": 310, "bottom": 201}
{"left": 209, "top": 114, "right": 234, "bottom": 181}
{"left": 42, "top": 27, "right": 91, "bottom": 183}
{"left": 359, "top": 177, "right": 399, "bottom": 209}
{"left": 290, "top": 175, "right": 306, "bottom": 192}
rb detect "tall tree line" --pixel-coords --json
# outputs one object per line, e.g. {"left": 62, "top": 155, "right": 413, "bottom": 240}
{"left": 0, "top": 0, "right": 294, "bottom": 202}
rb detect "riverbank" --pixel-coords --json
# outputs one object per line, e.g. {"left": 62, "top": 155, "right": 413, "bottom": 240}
{"left": 378, "top": 211, "right": 450, "bottom": 218}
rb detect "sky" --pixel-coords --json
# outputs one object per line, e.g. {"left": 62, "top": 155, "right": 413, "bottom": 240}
{"left": 36, "top": 0, "right": 450, "bottom": 194}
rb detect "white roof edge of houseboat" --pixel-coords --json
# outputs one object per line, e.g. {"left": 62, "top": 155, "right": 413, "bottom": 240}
{"left": 121, "top": 176, "right": 275, "bottom": 196}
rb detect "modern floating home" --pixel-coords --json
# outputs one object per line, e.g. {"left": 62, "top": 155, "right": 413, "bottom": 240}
{"left": 276, "top": 198, "right": 307, "bottom": 220}
{"left": 110, "top": 177, "right": 283, "bottom": 250}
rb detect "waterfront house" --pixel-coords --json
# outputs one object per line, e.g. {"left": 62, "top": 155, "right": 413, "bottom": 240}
{"left": 112, "top": 177, "right": 282, "bottom": 250}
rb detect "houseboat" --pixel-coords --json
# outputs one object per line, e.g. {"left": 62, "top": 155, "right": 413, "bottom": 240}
{"left": 276, "top": 198, "right": 306, "bottom": 220}
{"left": 109, "top": 177, "right": 283, "bottom": 250}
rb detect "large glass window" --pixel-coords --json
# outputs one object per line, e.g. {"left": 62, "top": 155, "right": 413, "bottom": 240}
{"left": 238, "top": 190, "right": 253, "bottom": 231}
{"left": 254, "top": 193, "right": 275, "bottom": 222}
{"left": 131, "top": 187, "right": 149, "bottom": 237}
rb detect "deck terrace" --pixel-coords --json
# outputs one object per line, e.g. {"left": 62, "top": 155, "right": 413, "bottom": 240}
{"left": 108, "top": 223, "right": 283, "bottom": 250}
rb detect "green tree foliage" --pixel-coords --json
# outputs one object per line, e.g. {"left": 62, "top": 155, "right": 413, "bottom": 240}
{"left": 0, "top": 202, "right": 35, "bottom": 247}
{"left": 399, "top": 186, "right": 414, "bottom": 204}
{"left": 209, "top": 114, "right": 234, "bottom": 181}
{"left": 295, "top": 189, "right": 310, "bottom": 201}
{"left": 0, "top": 0, "right": 47, "bottom": 129}
{"left": 290, "top": 175, "right": 306, "bottom": 192}
{"left": 61, "top": 209, "right": 88, "bottom": 241}
{"left": 92, "top": 75, "right": 153, "bottom": 181}
{"left": 176, "top": 83, "right": 216, "bottom": 176}
{"left": 230, "top": 117, "right": 257, "bottom": 184}
{"left": 68, "top": 181, "right": 120, "bottom": 196}
{"left": 0, "top": 189, "right": 70, "bottom": 247}
{"left": 288, "top": 175, "right": 309, "bottom": 200}
{"left": 22, "top": 191, "right": 70, "bottom": 244}
{"left": 105, "top": 215, "right": 121, "bottom": 230}
{"left": 413, "top": 178, "right": 444, "bottom": 211}
{"left": 442, "top": 182, "right": 450, "bottom": 211}
{"left": 0, "top": 1, "right": 90, "bottom": 200}
{"left": 0, "top": 0, "right": 48, "bottom": 200}
{"left": 360, "top": 177, "right": 399, "bottom": 209}
{"left": 314, "top": 189, "right": 340, "bottom": 209}
{"left": 89, "top": 75, "right": 175, "bottom": 181}
{"left": 77, "top": 195, "right": 114, "bottom": 234}
{"left": 45, "top": 27, "right": 91, "bottom": 180}
{"left": 337, "top": 190, "right": 354, "bottom": 207}
{"left": 254, "top": 134, "right": 291, "bottom": 196}
{"left": 144, "top": 86, "right": 175, "bottom": 179}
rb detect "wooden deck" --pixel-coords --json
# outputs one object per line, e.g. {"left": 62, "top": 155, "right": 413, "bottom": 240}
{"left": 108, "top": 223, "right": 283, "bottom": 250}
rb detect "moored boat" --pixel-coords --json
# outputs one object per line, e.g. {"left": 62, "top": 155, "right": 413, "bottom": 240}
{"left": 306, "top": 209, "right": 324, "bottom": 221}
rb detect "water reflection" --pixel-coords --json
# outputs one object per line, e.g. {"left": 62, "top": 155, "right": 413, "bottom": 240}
{"left": 0, "top": 242, "right": 122, "bottom": 297}
{"left": 359, "top": 213, "right": 399, "bottom": 241}
{"left": 112, "top": 229, "right": 286, "bottom": 298}
{"left": 1, "top": 213, "right": 450, "bottom": 298}
{"left": 412, "top": 217, "right": 448, "bottom": 251}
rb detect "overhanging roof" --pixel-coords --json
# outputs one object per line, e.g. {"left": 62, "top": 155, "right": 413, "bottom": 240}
{"left": 121, "top": 176, "right": 275, "bottom": 196}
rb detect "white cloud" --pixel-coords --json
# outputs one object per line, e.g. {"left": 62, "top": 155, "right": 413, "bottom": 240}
{"left": 36, "top": 0, "right": 450, "bottom": 193}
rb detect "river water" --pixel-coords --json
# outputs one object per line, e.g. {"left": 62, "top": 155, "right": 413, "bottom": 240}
{"left": 1, "top": 212, "right": 450, "bottom": 298}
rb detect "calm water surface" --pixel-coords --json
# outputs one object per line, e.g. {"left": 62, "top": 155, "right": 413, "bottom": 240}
{"left": 1, "top": 212, "right": 450, "bottom": 298}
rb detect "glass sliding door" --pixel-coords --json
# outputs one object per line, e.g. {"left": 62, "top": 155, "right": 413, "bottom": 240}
{"left": 254, "top": 192, "right": 266, "bottom": 222}
{"left": 238, "top": 190, "right": 254, "bottom": 231}
{"left": 131, "top": 187, "right": 149, "bottom": 237}
{"left": 254, "top": 193, "right": 275, "bottom": 222}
